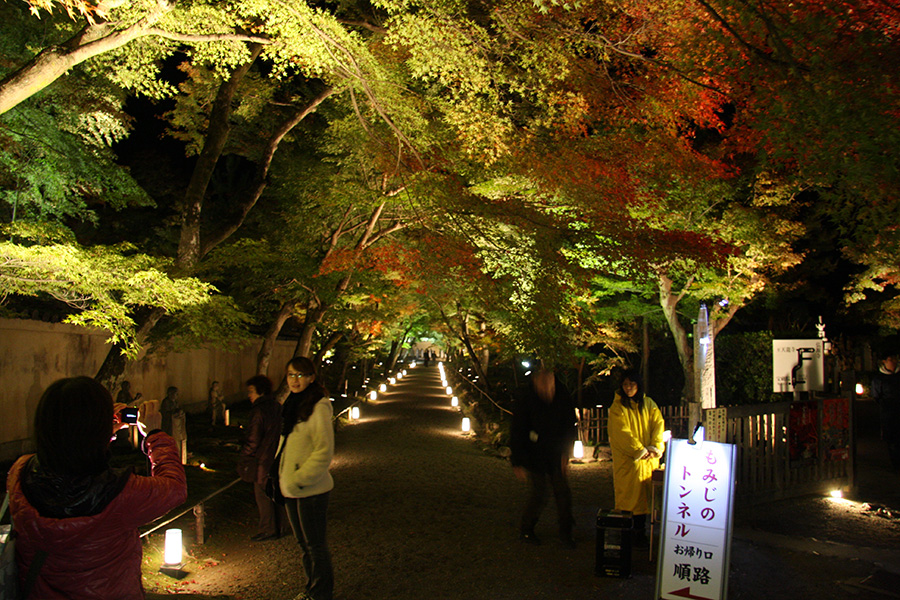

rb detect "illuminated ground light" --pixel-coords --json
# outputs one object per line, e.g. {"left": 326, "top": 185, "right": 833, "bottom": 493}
{"left": 451, "top": 396, "right": 459, "bottom": 408}
{"left": 573, "top": 441, "right": 584, "bottom": 459}
{"left": 461, "top": 417, "right": 471, "bottom": 433}
{"left": 163, "top": 529, "right": 183, "bottom": 567}
{"left": 410, "top": 361, "right": 417, "bottom": 368}
{"left": 380, "top": 383, "right": 387, "bottom": 392}
{"left": 855, "top": 383, "right": 864, "bottom": 395}
{"left": 402, "top": 369, "right": 407, "bottom": 376}
{"left": 351, "top": 406, "right": 360, "bottom": 420}
{"left": 389, "top": 377, "right": 397, "bottom": 385}
{"left": 397, "top": 373, "right": 403, "bottom": 380}
{"left": 446, "top": 386, "right": 453, "bottom": 395}
{"left": 830, "top": 489, "right": 843, "bottom": 499}
{"left": 369, "top": 391, "right": 377, "bottom": 401}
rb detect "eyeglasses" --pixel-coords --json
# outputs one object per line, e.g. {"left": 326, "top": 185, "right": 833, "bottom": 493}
{"left": 287, "top": 372, "right": 313, "bottom": 380}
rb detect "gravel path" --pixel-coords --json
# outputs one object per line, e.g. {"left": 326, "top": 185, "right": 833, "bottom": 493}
{"left": 143, "top": 365, "right": 900, "bottom": 600}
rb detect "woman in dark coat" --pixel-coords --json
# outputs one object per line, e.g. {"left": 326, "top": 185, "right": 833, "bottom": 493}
{"left": 238, "top": 374, "right": 286, "bottom": 541}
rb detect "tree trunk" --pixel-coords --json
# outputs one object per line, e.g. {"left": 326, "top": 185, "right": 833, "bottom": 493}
{"left": 478, "top": 320, "right": 489, "bottom": 377}
{"left": 658, "top": 273, "right": 694, "bottom": 403}
{"left": 314, "top": 331, "right": 344, "bottom": 367}
{"left": 95, "top": 307, "right": 165, "bottom": 391}
{"left": 256, "top": 302, "right": 294, "bottom": 376}
{"left": 178, "top": 44, "right": 262, "bottom": 268}
{"left": 384, "top": 340, "right": 401, "bottom": 377}
{"left": 457, "top": 309, "right": 491, "bottom": 389}
{"left": 200, "top": 86, "right": 335, "bottom": 257}
{"left": 642, "top": 316, "right": 650, "bottom": 392}
{"left": 295, "top": 304, "right": 328, "bottom": 360}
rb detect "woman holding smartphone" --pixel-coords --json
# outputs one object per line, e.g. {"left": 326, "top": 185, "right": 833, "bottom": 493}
{"left": 278, "top": 357, "right": 335, "bottom": 600}
{"left": 6, "top": 376, "right": 187, "bottom": 599}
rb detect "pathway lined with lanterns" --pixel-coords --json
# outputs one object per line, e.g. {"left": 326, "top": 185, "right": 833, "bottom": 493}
{"left": 320, "top": 361, "right": 625, "bottom": 600}
{"left": 144, "top": 362, "right": 900, "bottom": 600}
{"left": 153, "top": 363, "right": 626, "bottom": 600}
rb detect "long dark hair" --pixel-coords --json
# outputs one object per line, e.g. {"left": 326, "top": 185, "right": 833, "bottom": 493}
{"left": 34, "top": 377, "right": 114, "bottom": 477}
{"left": 618, "top": 369, "right": 645, "bottom": 412}
{"left": 281, "top": 357, "right": 328, "bottom": 436}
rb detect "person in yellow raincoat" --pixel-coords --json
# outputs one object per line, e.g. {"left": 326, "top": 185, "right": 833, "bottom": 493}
{"left": 608, "top": 369, "right": 665, "bottom": 546}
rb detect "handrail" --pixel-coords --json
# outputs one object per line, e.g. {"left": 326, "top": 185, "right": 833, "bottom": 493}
{"left": 140, "top": 476, "right": 242, "bottom": 538}
{"left": 454, "top": 371, "right": 512, "bottom": 415}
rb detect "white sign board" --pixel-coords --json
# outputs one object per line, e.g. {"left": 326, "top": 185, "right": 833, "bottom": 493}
{"left": 772, "top": 339, "right": 825, "bottom": 393}
{"left": 656, "top": 438, "right": 736, "bottom": 600}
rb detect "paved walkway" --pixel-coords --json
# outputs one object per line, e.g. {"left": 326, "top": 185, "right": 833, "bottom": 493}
{"left": 145, "top": 364, "right": 900, "bottom": 599}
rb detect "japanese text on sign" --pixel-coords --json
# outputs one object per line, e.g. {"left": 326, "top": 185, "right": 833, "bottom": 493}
{"left": 656, "top": 438, "right": 736, "bottom": 600}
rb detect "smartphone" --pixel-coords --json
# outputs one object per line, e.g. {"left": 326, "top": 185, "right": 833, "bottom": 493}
{"left": 118, "top": 406, "right": 139, "bottom": 424}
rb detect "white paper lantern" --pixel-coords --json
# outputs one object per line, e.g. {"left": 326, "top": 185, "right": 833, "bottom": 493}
{"left": 573, "top": 440, "right": 584, "bottom": 459}
{"left": 164, "top": 529, "right": 182, "bottom": 566}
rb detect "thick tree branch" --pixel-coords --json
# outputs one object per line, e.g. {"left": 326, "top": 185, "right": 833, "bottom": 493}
{"left": 200, "top": 86, "right": 336, "bottom": 258}
{"left": 144, "top": 28, "right": 270, "bottom": 45}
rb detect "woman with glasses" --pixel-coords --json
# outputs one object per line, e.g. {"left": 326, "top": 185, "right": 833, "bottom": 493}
{"left": 277, "top": 357, "right": 335, "bottom": 600}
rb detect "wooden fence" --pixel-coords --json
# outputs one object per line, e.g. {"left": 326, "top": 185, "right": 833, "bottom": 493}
{"left": 579, "top": 397, "right": 852, "bottom": 504}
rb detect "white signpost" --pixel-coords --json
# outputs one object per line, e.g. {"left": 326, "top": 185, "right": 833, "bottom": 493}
{"left": 656, "top": 437, "right": 737, "bottom": 600}
{"left": 772, "top": 339, "right": 825, "bottom": 393}
{"left": 693, "top": 305, "right": 716, "bottom": 410}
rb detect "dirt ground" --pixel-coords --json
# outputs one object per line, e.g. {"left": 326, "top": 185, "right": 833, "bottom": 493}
{"left": 137, "top": 366, "right": 900, "bottom": 600}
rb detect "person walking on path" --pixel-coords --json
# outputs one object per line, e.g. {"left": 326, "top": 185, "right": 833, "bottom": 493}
{"left": 510, "top": 366, "right": 578, "bottom": 548}
{"left": 608, "top": 369, "right": 665, "bottom": 547}
{"left": 278, "top": 357, "right": 335, "bottom": 600}
{"left": 869, "top": 353, "right": 900, "bottom": 471}
{"left": 238, "top": 374, "right": 288, "bottom": 541}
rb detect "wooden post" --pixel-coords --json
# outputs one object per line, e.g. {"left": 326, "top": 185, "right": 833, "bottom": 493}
{"left": 194, "top": 503, "right": 206, "bottom": 545}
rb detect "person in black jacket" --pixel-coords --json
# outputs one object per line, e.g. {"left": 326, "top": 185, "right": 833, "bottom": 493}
{"left": 510, "top": 366, "right": 578, "bottom": 548}
{"left": 870, "top": 353, "right": 900, "bottom": 471}
{"left": 238, "top": 374, "right": 287, "bottom": 541}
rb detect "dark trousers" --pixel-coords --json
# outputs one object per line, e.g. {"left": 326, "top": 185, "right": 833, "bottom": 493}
{"left": 285, "top": 492, "right": 334, "bottom": 600}
{"left": 253, "top": 481, "right": 288, "bottom": 536}
{"left": 520, "top": 466, "right": 573, "bottom": 536}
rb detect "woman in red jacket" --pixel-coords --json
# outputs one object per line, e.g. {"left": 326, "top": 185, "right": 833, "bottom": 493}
{"left": 6, "top": 376, "right": 187, "bottom": 599}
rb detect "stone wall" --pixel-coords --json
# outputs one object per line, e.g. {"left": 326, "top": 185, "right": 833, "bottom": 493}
{"left": 0, "top": 317, "right": 296, "bottom": 463}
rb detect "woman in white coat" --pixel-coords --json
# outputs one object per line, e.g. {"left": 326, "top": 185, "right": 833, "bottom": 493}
{"left": 278, "top": 357, "right": 335, "bottom": 600}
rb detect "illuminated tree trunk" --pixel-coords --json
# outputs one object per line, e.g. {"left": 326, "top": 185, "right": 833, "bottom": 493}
{"left": 657, "top": 272, "right": 694, "bottom": 403}
{"left": 256, "top": 302, "right": 295, "bottom": 376}
{"left": 95, "top": 307, "right": 165, "bottom": 392}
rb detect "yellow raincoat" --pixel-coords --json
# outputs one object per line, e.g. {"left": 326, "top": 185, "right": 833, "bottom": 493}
{"left": 608, "top": 391, "right": 666, "bottom": 515}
